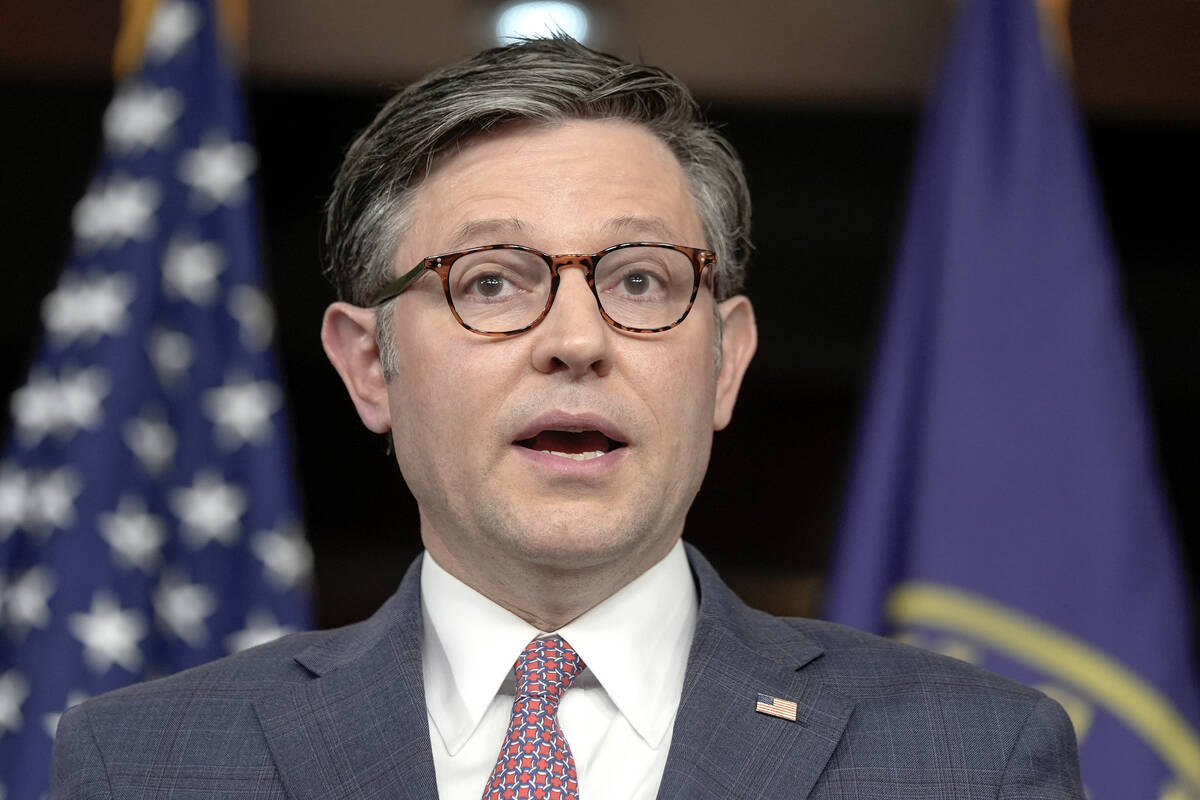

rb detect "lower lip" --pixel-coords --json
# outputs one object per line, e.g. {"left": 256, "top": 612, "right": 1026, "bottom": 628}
{"left": 512, "top": 444, "right": 629, "bottom": 476}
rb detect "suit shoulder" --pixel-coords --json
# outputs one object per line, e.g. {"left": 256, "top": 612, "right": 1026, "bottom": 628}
{"left": 51, "top": 595, "right": 424, "bottom": 796}
{"left": 95, "top": 627, "right": 327, "bottom": 703}
{"left": 52, "top": 626, "right": 345, "bottom": 789}
{"left": 65, "top": 615, "right": 376, "bottom": 730}
{"left": 738, "top": 616, "right": 1083, "bottom": 795}
{"left": 781, "top": 616, "right": 1048, "bottom": 702}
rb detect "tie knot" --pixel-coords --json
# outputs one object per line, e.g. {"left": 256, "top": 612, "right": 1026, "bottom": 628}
{"left": 514, "top": 635, "right": 585, "bottom": 701}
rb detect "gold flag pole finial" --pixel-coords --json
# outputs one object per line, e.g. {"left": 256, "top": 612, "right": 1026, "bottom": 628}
{"left": 112, "top": 0, "right": 160, "bottom": 79}
{"left": 1034, "top": 0, "right": 1074, "bottom": 75}
{"left": 113, "top": 0, "right": 250, "bottom": 79}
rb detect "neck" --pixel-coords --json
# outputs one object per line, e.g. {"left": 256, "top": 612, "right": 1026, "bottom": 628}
{"left": 422, "top": 535, "right": 677, "bottom": 631}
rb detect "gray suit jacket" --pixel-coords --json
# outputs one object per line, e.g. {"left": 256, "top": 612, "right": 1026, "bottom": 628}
{"left": 52, "top": 546, "right": 1083, "bottom": 798}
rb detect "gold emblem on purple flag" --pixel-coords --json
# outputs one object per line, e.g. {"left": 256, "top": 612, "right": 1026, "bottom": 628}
{"left": 756, "top": 693, "right": 798, "bottom": 721}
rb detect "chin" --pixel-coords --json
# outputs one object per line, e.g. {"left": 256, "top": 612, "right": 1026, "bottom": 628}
{"left": 477, "top": 505, "right": 667, "bottom": 573}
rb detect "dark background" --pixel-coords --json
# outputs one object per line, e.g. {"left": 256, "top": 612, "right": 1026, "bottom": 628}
{"left": 1, "top": 75, "right": 1196, "bottom": 641}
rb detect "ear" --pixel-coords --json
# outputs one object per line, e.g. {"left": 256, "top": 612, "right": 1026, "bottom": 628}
{"left": 712, "top": 295, "right": 757, "bottom": 431}
{"left": 320, "top": 302, "right": 392, "bottom": 433}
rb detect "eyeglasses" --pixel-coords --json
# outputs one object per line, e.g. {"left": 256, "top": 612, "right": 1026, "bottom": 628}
{"left": 368, "top": 242, "right": 715, "bottom": 337}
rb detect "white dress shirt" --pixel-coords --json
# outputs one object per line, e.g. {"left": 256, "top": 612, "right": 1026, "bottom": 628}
{"left": 420, "top": 540, "right": 699, "bottom": 800}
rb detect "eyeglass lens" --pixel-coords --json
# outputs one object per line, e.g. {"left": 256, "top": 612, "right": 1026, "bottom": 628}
{"left": 447, "top": 246, "right": 697, "bottom": 333}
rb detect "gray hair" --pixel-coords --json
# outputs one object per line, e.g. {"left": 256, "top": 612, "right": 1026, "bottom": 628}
{"left": 323, "top": 36, "right": 752, "bottom": 371}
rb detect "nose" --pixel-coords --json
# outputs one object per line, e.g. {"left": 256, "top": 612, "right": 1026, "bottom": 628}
{"left": 530, "top": 266, "right": 613, "bottom": 378}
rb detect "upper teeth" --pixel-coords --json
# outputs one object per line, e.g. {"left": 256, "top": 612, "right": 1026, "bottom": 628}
{"left": 542, "top": 450, "right": 605, "bottom": 461}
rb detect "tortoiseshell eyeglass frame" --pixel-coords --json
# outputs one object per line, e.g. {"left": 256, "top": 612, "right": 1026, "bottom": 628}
{"left": 367, "top": 241, "right": 716, "bottom": 337}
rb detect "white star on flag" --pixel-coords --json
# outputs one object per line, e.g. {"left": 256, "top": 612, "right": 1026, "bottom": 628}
{"left": 202, "top": 374, "right": 282, "bottom": 450}
{"left": 0, "top": 671, "right": 29, "bottom": 734}
{"left": 10, "top": 366, "right": 110, "bottom": 446}
{"left": 163, "top": 234, "right": 226, "bottom": 304}
{"left": 3, "top": 566, "right": 56, "bottom": 640}
{"left": 24, "top": 468, "right": 83, "bottom": 541}
{"left": 104, "top": 83, "right": 183, "bottom": 153}
{"left": 98, "top": 496, "right": 167, "bottom": 573}
{"left": 9, "top": 370, "right": 60, "bottom": 445}
{"left": 224, "top": 609, "right": 294, "bottom": 654}
{"left": 68, "top": 591, "right": 148, "bottom": 675}
{"left": 41, "top": 271, "right": 136, "bottom": 347}
{"left": 252, "top": 524, "right": 312, "bottom": 589}
{"left": 168, "top": 470, "right": 247, "bottom": 548}
{"left": 177, "top": 132, "right": 256, "bottom": 209}
{"left": 71, "top": 174, "right": 160, "bottom": 251}
{"left": 8, "top": 371, "right": 59, "bottom": 445}
{"left": 42, "top": 691, "right": 88, "bottom": 740}
{"left": 147, "top": 327, "right": 195, "bottom": 386}
{"left": 228, "top": 285, "right": 275, "bottom": 350}
{"left": 144, "top": 0, "right": 201, "bottom": 63}
{"left": 153, "top": 569, "right": 217, "bottom": 647}
{"left": 58, "top": 366, "right": 111, "bottom": 435}
{"left": 124, "top": 410, "right": 177, "bottom": 476}
{"left": 0, "top": 464, "right": 29, "bottom": 540}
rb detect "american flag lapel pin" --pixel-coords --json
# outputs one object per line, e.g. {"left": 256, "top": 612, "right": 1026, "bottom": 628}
{"left": 756, "top": 693, "right": 798, "bottom": 722}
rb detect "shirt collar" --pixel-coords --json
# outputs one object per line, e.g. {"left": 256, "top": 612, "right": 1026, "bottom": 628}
{"left": 421, "top": 553, "right": 538, "bottom": 755}
{"left": 560, "top": 540, "right": 697, "bottom": 746}
{"left": 420, "top": 540, "right": 697, "bottom": 754}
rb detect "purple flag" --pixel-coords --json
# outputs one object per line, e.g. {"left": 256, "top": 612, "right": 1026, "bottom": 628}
{"left": 0, "top": 2, "right": 311, "bottom": 796}
{"left": 823, "top": 0, "right": 1200, "bottom": 796}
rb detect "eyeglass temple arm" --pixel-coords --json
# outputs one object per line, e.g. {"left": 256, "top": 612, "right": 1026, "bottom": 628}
{"left": 368, "top": 260, "right": 431, "bottom": 306}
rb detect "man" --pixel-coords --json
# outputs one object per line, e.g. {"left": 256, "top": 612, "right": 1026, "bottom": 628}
{"left": 52, "top": 37, "right": 1083, "bottom": 798}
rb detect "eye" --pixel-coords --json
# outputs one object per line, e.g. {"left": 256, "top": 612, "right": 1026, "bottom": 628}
{"left": 472, "top": 273, "right": 507, "bottom": 298}
{"left": 600, "top": 261, "right": 672, "bottom": 302}
{"left": 450, "top": 251, "right": 548, "bottom": 306}
{"left": 456, "top": 267, "right": 521, "bottom": 301}
{"left": 620, "top": 271, "right": 654, "bottom": 296}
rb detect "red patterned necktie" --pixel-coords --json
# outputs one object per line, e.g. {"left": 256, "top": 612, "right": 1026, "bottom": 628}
{"left": 482, "top": 635, "right": 586, "bottom": 800}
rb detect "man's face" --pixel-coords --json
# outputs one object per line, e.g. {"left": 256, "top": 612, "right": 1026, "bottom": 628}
{"left": 329, "top": 119, "right": 755, "bottom": 596}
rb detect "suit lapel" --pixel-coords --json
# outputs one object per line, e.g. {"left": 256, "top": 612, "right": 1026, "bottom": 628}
{"left": 656, "top": 548, "right": 855, "bottom": 799}
{"left": 254, "top": 559, "right": 440, "bottom": 800}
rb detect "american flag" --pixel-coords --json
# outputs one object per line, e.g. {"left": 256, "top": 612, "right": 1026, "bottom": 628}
{"left": 756, "top": 693, "right": 798, "bottom": 722}
{"left": 0, "top": 2, "right": 311, "bottom": 796}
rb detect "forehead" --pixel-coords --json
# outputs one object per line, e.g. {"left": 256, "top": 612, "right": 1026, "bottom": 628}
{"left": 401, "top": 119, "right": 706, "bottom": 256}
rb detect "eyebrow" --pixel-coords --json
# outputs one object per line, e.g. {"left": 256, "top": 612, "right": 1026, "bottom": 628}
{"left": 448, "top": 217, "right": 526, "bottom": 249}
{"left": 447, "top": 214, "right": 683, "bottom": 252}
{"left": 602, "top": 215, "right": 679, "bottom": 242}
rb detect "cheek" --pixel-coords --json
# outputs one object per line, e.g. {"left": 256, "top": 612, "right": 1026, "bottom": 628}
{"left": 385, "top": 363, "right": 478, "bottom": 515}
{"left": 382, "top": 307, "right": 522, "bottom": 501}
{"left": 636, "top": 338, "right": 719, "bottom": 444}
{"left": 388, "top": 341, "right": 515, "bottom": 460}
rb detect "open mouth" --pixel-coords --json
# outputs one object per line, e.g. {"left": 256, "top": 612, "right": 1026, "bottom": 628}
{"left": 515, "top": 429, "right": 627, "bottom": 461}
